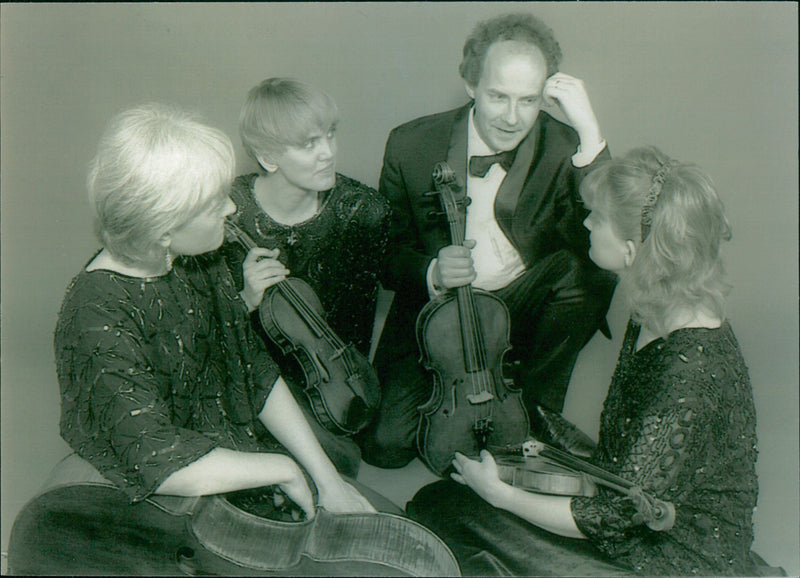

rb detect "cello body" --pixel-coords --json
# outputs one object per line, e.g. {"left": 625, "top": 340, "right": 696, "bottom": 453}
{"left": 8, "top": 454, "right": 460, "bottom": 576}
{"left": 415, "top": 162, "right": 529, "bottom": 476}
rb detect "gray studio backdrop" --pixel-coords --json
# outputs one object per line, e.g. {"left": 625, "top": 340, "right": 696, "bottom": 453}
{"left": 1, "top": 2, "right": 797, "bottom": 573}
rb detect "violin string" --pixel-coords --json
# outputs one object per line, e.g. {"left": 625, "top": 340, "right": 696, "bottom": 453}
{"left": 449, "top": 199, "right": 481, "bottom": 407}
{"left": 537, "top": 443, "right": 637, "bottom": 492}
{"left": 276, "top": 284, "right": 326, "bottom": 336}
{"left": 447, "top": 191, "right": 491, "bottom": 429}
{"left": 226, "top": 220, "right": 347, "bottom": 351}
{"left": 465, "top": 288, "right": 491, "bottom": 424}
{"left": 457, "top": 196, "right": 492, "bottom": 425}
{"left": 278, "top": 284, "right": 355, "bottom": 373}
{"left": 468, "top": 289, "right": 491, "bottom": 405}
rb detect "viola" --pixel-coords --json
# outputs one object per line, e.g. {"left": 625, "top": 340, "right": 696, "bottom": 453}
{"left": 494, "top": 440, "right": 676, "bottom": 532}
{"left": 225, "top": 220, "right": 380, "bottom": 436}
{"left": 9, "top": 453, "right": 461, "bottom": 576}
{"left": 416, "top": 162, "right": 529, "bottom": 476}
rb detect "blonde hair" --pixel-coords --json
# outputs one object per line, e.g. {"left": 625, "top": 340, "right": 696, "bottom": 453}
{"left": 580, "top": 146, "right": 732, "bottom": 335}
{"left": 239, "top": 78, "right": 339, "bottom": 166}
{"left": 88, "top": 103, "right": 235, "bottom": 267}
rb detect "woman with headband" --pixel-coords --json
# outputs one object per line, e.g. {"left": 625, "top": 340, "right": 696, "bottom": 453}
{"left": 408, "top": 146, "right": 760, "bottom": 576}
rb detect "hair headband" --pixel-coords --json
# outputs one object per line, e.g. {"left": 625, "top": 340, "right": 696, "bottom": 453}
{"left": 640, "top": 160, "right": 673, "bottom": 241}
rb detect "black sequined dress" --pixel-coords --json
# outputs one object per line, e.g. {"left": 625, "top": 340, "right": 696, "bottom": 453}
{"left": 222, "top": 173, "right": 390, "bottom": 355}
{"left": 55, "top": 253, "right": 282, "bottom": 502}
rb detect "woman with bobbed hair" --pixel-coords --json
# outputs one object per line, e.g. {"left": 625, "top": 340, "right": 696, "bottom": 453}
{"left": 408, "top": 146, "right": 762, "bottom": 576}
{"left": 56, "top": 103, "right": 377, "bottom": 526}
{"left": 221, "top": 78, "right": 390, "bottom": 477}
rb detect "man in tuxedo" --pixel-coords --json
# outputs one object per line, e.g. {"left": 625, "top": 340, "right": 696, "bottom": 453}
{"left": 360, "top": 13, "right": 617, "bottom": 468}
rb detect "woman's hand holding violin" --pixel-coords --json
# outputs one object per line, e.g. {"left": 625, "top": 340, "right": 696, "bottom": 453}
{"left": 240, "top": 247, "right": 290, "bottom": 312}
{"left": 451, "top": 450, "right": 513, "bottom": 509}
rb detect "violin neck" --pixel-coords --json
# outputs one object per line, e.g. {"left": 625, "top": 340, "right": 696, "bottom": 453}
{"left": 438, "top": 180, "right": 490, "bottom": 373}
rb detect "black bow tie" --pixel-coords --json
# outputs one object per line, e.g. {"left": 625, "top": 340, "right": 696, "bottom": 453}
{"left": 468, "top": 149, "right": 518, "bottom": 177}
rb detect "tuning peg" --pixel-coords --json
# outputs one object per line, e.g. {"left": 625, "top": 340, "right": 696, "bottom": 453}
{"left": 427, "top": 210, "right": 445, "bottom": 220}
{"left": 423, "top": 191, "right": 440, "bottom": 197}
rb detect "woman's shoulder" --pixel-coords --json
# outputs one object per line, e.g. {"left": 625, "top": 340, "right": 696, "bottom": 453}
{"left": 55, "top": 267, "right": 144, "bottom": 340}
{"left": 330, "top": 174, "right": 390, "bottom": 215}
{"left": 230, "top": 173, "right": 259, "bottom": 204}
{"left": 333, "top": 173, "right": 378, "bottom": 196}
{"left": 650, "top": 320, "right": 751, "bottom": 403}
{"left": 663, "top": 320, "right": 745, "bottom": 364}
{"left": 60, "top": 267, "right": 130, "bottom": 306}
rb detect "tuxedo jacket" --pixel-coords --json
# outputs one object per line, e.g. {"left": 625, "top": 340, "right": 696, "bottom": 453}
{"left": 378, "top": 103, "right": 610, "bottom": 312}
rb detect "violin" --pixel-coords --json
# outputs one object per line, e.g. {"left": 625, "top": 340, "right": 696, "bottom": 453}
{"left": 494, "top": 440, "right": 676, "bottom": 532}
{"left": 225, "top": 220, "right": 380, "bottom": 436}
{"left": 416, "top": 162, "right": 529, "bottom": 476}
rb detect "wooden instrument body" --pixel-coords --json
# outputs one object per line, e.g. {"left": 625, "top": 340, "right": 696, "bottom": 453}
{"left": 258, "top": 277, "right": 380, "bottom": 435}
{"left": 415, "top": 162, "right": 529, "bottom": 477}
{"left": 225, "top": 220, "right": 380, "bottom": 436}
{"left": 495, "top": 456, "right": 596, "bottom": 497}
{"left": 8, "top": 454, "right": 460, "bottom": 576}
{"left": 416, "top": 290, "right": 529, "bottom": 475}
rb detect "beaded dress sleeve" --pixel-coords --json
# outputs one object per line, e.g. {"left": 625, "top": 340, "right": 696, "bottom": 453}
{"left": 569, "top": 320, "right": 758, "bottom": 575}
{"left": 55, "top": 254, "right": 282, "bottom": 502}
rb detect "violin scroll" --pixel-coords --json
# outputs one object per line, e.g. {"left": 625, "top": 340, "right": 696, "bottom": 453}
{"left": 628, "top": 487, "right": 676, "bottom": 532}
{"left": 432, "top": 162, "right": 457, "bottom": 188}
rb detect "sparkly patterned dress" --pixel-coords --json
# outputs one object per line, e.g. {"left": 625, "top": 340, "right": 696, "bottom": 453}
{"left": 56, "top": 253, "right": 282, "bottom": 502}
{"left": 408, "top": 319, "right": 760, "bottom": 576}
{"left": 222, "top": 173, "right": 391, "bottom": 356}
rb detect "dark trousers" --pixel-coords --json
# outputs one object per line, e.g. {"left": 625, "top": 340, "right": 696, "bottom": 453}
{"left": 358, "top": 250, "right": 616, "bottom": 469}
{"left": 407, "top": 480, "right": 632, "bottom": 576}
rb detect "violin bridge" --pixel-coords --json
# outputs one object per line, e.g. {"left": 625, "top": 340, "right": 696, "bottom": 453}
{"left": 466, "top": 391, "right": 494, "bottom": 404}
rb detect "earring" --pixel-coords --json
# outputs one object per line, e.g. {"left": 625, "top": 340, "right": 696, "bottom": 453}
{"left": 164, "top": 248, "right": 174, "bottom": 272}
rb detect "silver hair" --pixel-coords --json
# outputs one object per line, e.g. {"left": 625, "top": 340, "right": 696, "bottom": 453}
{"left": 88, "top": 103, "right": 235, "bottom": 266}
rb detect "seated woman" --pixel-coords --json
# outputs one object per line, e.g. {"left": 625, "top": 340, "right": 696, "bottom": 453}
{"left": 220, "top": 78, "right": 390, "bottom": 478}
{"left": 408, "top": 146, "right": 761, "bottom": 576}
{"left": 55, "top": 103, "right": 376, "bottom": 524}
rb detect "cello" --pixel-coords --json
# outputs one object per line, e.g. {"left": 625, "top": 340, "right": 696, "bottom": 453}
{"left": 225, "top": 219, "right": 380, "bottom": 436}
{"left": 416, "top": 162, "right": 529, "bottom": 476}
{"left": 8, "top": 453, "right": 461, "bottom": 576}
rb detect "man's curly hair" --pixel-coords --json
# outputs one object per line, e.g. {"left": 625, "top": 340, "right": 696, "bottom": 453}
{"left": 459, "top": 13, "right": 562, "bottom": 87}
